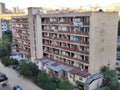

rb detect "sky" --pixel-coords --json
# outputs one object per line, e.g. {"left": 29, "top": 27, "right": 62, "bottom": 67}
{"left": 1, "top": 0, "right": 120, "bottom": 9}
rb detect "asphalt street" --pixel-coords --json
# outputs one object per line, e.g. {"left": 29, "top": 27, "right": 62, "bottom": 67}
{"left": 0, "top": 62, "right": 42, "bottom": 90}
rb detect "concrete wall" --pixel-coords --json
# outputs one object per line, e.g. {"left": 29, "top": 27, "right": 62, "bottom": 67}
{"left": 89, "top": 12, "right": 118, "bottom": 74}
{"left": 68, "top": 72, "right": 87, "bottom": 85}
{"left": 28, "top": 7, "right": 43, "bottom": 62}
{"left": 28, "top": 8, "right": 36, "bottom": 62}
{"left": 89, "top": 77, "right": 103, "bottom": 90}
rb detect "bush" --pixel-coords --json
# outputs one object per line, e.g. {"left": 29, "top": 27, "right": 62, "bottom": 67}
{"left": 18, "top": 61, "right": 39, "bottom": 77}
{"left": 18, "top": 62, "right": 74, "bottom": 90}
{"left": 1, "top": 56, "right": 18, "bottom": 66}
{"left": 58, "top": 80, "right": 74, "bottom": 90}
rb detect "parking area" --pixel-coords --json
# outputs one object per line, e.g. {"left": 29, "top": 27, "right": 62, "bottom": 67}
{"left": 0, "top": 61, "right": 42, "bottom": 90}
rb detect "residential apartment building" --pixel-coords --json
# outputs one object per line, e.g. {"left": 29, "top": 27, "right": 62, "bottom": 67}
{"left": 0, "top": 2, "right": 5, "bottom": 14}
{"left": 12, "top": 16, "right": 30, "bottom": 59}
{"left": 27, "top": 7, "right": 118, "bottom": 90}
{"left": 0, "top": 19, "right": 12, "bottom": 33}
{"left": 0, "top": 14, "right": 26, "bottom": 38}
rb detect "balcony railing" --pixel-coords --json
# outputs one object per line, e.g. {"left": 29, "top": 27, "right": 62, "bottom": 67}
{"left": 13, "top": 36, "right": 30, "bottom": 42}
{"left": 15, "top": 21, "right": 28, "bottom": 23}
{"left": 42, "top": 21, "right": 73, "bottom": 25}
{"left": 16, "top": 31, "right": 29, "bottom": 35}
{"left": 17, "top": 48, "right": 30, "bottom": 54}
{"left": 83, "top": 22, "right": 90, "bottom": 25}
{"left": 12, "top": 26, "right": 29, "bottom": 29}
{"left": 42, "top": 29, "right": 89, "bottom": 36}
{"left": 43, "top": 43, "right": 89, "bottom": 56}
{"left": 15, "top": 42, "right": 30, "bottom": 48}
{"left": 43, "top": 36, "right": 89, "bottom": 46}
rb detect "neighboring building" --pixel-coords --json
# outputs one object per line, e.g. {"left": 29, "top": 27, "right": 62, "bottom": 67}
{"left": 0, "top": 19, "right": 12, "bottom": 34}
{"left": 12, "top": 7, "right": 19, "bottom": 14}
{"left": 27, "top": 7, "right": 118, "bottom": 90}
{"left": 12, "top": 16, "right": 30, "bottom": 59}
{"left": 0, "top": 14, "right": 26, "bottom": 38}
{"left": 12, "top": 7, "right": 26, "bottom": 14}
{"left": 0, "top": 14, "right": 26, "bottom": 20}
{"left": 0, "top": 2, "right": 5, "bottom": 14}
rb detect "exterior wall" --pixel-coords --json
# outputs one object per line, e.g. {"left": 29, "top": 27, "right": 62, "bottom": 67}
{"left": 75, "top": 75, "right": 87, "bottom": 83}
{"left": 28, "top": 7, "right": 43, "bottom": 62}
{"left": 68, "top": 72, "right": 87, "bottom": 86}
{"left": 35, "top": 15, "right": 43, "bottom": 59}
{"left": 88, "top": 77, "right": 103, "bottom": 90}
{"left": 28, "top": 9, "right": 118, "bottom": 90}
{"left": 12, "top": 16, "right": 30, "bottom": 59}
{"left": 28, "top": 8, "right": 36, "bottom": 62}
{"left": 89, "top": 12, "right": 118, "bottom": 74}
{"left": 38, "top": 61, "right": 43, "bottom": 70}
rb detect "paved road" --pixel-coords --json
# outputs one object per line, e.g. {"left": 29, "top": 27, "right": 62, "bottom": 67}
{"left": 0, "top": 62, "right": 42, "bottom": 90}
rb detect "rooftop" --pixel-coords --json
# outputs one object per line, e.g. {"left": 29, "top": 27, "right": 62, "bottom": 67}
{"left": 37, "top": 58, "right": 91, "bottom": 78}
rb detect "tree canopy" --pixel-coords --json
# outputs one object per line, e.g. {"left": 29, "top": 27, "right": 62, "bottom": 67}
{"left": 0, "top": 30, "right": 12, "bottom": 58}
{"left": 101, "top": 66, "right": 120, "bottom": 90}
{"left": 18, "top": 61, "right": 39, "bottom": 77}
{"left": 118, "top": 20, "right": 120, "bottom": 36}
{"left": 18, "top": 61, "right": 74, "bottom": 90}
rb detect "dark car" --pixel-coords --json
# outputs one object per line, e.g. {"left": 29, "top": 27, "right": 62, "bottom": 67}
{"left": 0, "top": 73, "right": 8, "bottom": 82}
{"left": 13, "top": 85, "right": 22, "bottom": 90}
{"left": 117, "top": 55, "right": 120, "bottom": 60}
{"left": 12, "top": 65, "right": 18, "bottom": 69}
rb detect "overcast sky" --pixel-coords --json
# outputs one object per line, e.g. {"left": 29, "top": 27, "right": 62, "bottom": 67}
{"left": 1, "top": 0, "right": 120, "bottom": 9}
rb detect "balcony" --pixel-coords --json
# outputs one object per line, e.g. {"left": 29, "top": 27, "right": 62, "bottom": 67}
{"left": 15, "top": 42, "right": 30, "bottom": 48}
{"left": 43, "top": 36, "right": 89, "bottom": 46}
{"left": 17, "top": 48, "right": 30, "bottom": 54}
{"left": 83, "top": 22, "right": 90, "bottom": 25}
{"left": 43, "top": 42, "right": 89, "bottom": 55}
{"left": 44, "top": 49, "right": 89, "bottom": 64}
{"left": 42, "top": 29, "right": 89, "bottom": 36}
{"left": 16, "top": 31, "right": 29, "bottom": 35}
{"left": 42, "top": 21, "right": 73, "bottom": 25}
{"left": 13, "top": 36, "right": 30, "bottom": 42}
{"left": 12, "top": 26, "right": 29, "bottom": 30}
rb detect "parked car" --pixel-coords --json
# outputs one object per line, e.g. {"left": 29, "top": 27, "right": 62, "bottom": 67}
{"left": 13, "top": 85, "right": 22, "bottom": 90}
{"left": 0, "top": 73, "right": 8, "bottom": 82}
{"left": 12, "top": 65, "right": 18, "bottom": 69}
{"left": 117, "top": 55, "right": 120, "bottom": 60}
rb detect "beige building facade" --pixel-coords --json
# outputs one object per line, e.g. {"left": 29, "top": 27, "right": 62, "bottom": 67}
{"left": 27, "top": 7, "right": 118, "bottom": 89}
{"left": 12, "top": 16, "right": 30, "bottom": 59}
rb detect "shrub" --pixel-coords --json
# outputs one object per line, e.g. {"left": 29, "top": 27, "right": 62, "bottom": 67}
{"left": 1, "top": 56, "right": 18, "bottom": 66}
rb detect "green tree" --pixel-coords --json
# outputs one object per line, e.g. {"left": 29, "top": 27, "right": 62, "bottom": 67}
{"left": 1, "top": 56, "right": 18, "bottom": 66}
{"left": 36, "top": 71, "right": 59, "bottom": 90}
{"left": 58, "top": 80, "right": 74, "bottom": 90}
{"left": 118, "top": 20, "right": 120, "bottom": 36}
{"left": 2, "top": 30, "right": 12, "bottom": 42}
{"left": 18, "top": 61, "right": 39, "bottom": 77}
{"left": 0, "top": 30, "right": 12, "bottom": 58}
{"left": 101, "top": 66, "right": 120, "bottom": 90}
